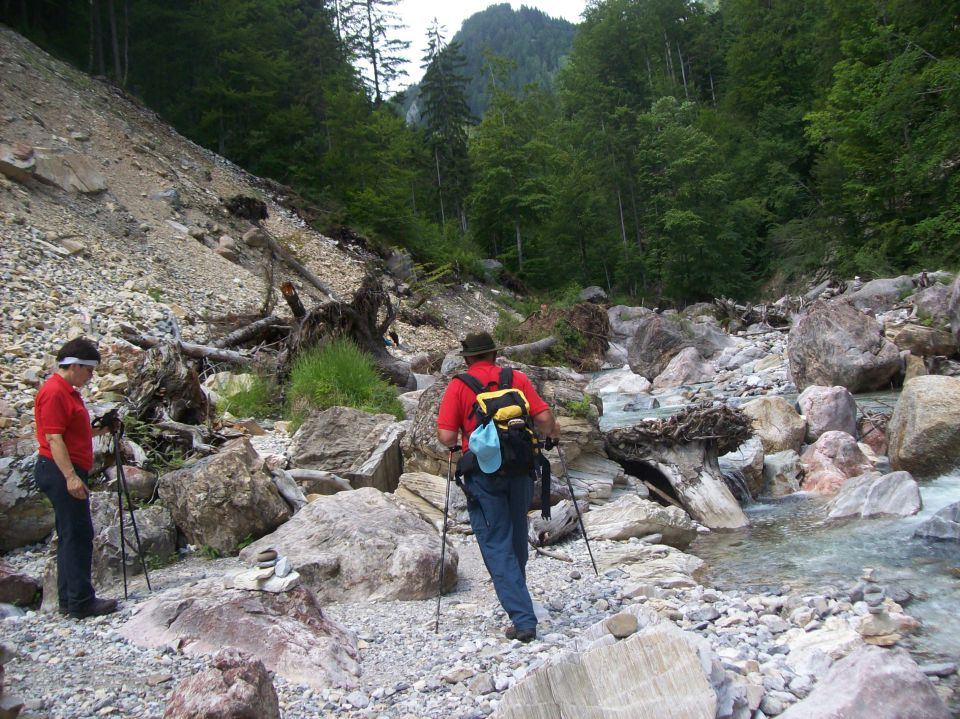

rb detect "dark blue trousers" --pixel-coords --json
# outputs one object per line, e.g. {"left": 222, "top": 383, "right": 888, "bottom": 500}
{"left": 464, "top": 469, "right": 536, "bottom": 631}
{"left": 34, "top": 456, "right": 95, "bottom": 612}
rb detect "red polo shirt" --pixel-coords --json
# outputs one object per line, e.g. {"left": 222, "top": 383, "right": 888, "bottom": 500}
{"left": 35, "top": 373, "right": 94, "bottom": 472}
{"left": 437, "top": 360, "right": 549, "bottom": 452}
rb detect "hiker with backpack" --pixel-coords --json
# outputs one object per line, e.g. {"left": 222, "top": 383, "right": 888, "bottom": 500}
{"left": 437, "top": 331, "right": 558, "bottom": 643}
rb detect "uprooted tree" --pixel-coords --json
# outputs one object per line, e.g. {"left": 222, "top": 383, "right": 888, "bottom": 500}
{"left": 605, "top": 403, "right": 752, "bottom": 530}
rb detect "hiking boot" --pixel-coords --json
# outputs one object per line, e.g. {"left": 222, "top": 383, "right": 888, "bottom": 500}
{"left": 68, "top": 597, "right": 118, "bottom": 619}
{"left": 504, "top": 626, "right": 536, "bottom": 643}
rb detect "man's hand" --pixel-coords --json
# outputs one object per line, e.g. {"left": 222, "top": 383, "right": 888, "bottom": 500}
{"left": 66, "top": 473, "right": 89, "bottom": 500}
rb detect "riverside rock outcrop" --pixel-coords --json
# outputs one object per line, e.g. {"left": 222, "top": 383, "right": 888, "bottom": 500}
{"left": 798, "top": 385, "right": 858, "bottom": 443}
{"left": 239, "top": 487, "right": 456, "bottom": 602}
{"left": 162, "top": 648, "right": 281, "bottom": 719}
{"left": 826, "top": 471, "right": 921, "bottom": 520}
{"left": 157, "top": 438, "right": 291, "bottom": 556}
{"left": 581, "top": 495, "right": 697, "bottom": 549}
{"left": 787, "top": 300, "right": 901, "bottom": 392}
{"left": 120, "top": 581, "right": 360, "bottom": 691}
{"left": 800, "top": 431, "right": 876, "bottom": 496}
{"left": 887, "top": 375, "right": 960, "bottom": 477}
{"left": 741, "top": 396, "right": 806, "bottom": 454}
{"left": 287, "top": 407, "right": 407, "bottom": 492}
{"left": 494, "top": 620, "right": 717, "bottom": 719}
{"left": 0, "top": 457, "right": 54, "bottom": 553}
{"left": 778, "top": 646, "right": 950, "bottom": 719}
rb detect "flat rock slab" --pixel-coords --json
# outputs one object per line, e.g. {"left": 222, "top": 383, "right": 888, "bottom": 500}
{"left": 494, "top": 622, "right": 716, "bottom": 718}
{"left": 119, "top": 579, "right": 360, "bottom": 691}
{"left": 240, "top": 487, "right": 457, "bottom": 602}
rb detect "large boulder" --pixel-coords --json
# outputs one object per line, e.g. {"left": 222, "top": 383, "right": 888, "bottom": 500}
{"left": 607, "top": 305, "right": 654, "bottom": 342}
{"left": 800, "top": 431, "right": 875, "bottom": 496}
{"left": 0, "top": 456, "right": 54, "bottom": 552}
{"left": 582, "top": 495, "right": 697, "bottom": 549}
{"left": 157, "top": 438, "right": 290, "bottom": 556}
{"left": 887, "top": 375, "right": 960, "bottom": 477}
{"left": 287, "top": 407, "right": 407, "bottom": 492}
{"left": 741, "top": 396, "right": 806, "bottom": 454}
{"left": 119, "top": 580, "right": 359, "bottom": 691}
{"left": 778, "top": 646, "right": 950, "bottom": 719}
{"left": 579, "top": 286, "right": 608, "bottom": 304}
{"left": 949, "top": 275, "right": 960, "bottom": 346}
{"left": 798, "top": 385, "right": 858, "bottom": 443}
{"left": 787, "top": 300, "right": 901, "bottom": 392}
{"left": 826, "top": 471, "right": 921, "bottom": 520}
{"left": 585, "top": 366, "right": 652, "bottom": 396}
{"left": 844, "top": 276, "right": 915, "bottom": 312}
{"left": 89, "top": 494, "right": 177, "bottom": 584}
{"left": 762, "top": 450, "right": 803, "bottom": 497}
{"left": 393, "top": 471, "right": 470, "bottom": 532}
{"left": 33, "top": 151, "right": 108, "bottom": 193}
{"left": 651, "top": 347, "right": 716, "bottom": 390}
{"left": 239, "top": 487, "right": 456, "bottom": 602}
{"left": 719, "top": 436, "right": 765, "bottom": 499}
{"left": 162, "top": 648, "right": 280, "bottom": 719}
{"left": 627, "top": 313, "right": 731, "bottom": 380}
{"left": 596, "top": 543, "right": 706, "bottom": 589}
{"left": 910, "top": 282, "right": 955, "bottom": 329}
{"left": 494, "top": 621, "right": 717, "bottom": 719}
{"left": 913, "top": 501, "right": 960, "bottom": 542}
{"left": 890, "top": 324, "right": 957, "bottom": 357}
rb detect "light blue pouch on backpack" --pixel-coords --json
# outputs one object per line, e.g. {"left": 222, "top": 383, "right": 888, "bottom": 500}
{"left": 470, "top": 421, "right": 502, "bottom": 474}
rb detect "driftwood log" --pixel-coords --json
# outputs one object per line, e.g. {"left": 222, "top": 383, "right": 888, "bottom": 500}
{"left": 501, "top": 336, "right": 557, "bottom": 357}
{"left": 605, "top": 404, "right": 752, "bottom": 529}
{"left": 714, "top": 296, "right": 796, "bottom": 329}
{"left": 528, "top": 499, "right": 588, "bottom": 547}
{"left": 123, "top": 332, "right": 255, "bottom": 366}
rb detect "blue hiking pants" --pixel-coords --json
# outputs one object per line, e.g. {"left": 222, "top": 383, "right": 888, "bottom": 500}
{"left": 464, "top": 469, "right": 536, "bottom": 631}
{"left": 34, "top": 456, "right": 96, "bottom": 612}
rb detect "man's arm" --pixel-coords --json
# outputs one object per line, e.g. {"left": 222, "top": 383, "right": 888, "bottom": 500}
{"left": 45, "top": 433, "right": 89, "bottom": 500}
{"left": 437, "top": 428, "right": 460, "bottom": 449}
{"left": 533, "top": 409, "right": 558, "bottom": 441}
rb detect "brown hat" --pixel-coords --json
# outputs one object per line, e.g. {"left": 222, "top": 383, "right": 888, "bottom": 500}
{"left": 458, "top": 331, "right": 500, "bottom": 357}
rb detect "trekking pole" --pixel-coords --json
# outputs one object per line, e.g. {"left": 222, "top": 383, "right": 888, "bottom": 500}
{"left": 435, "top": 445, "right": 460, "bottom": 633}
{"left": 548, "top": 439, "right": 599, "bottom": 577}
{"left": 109, "top": 419, "right": 152, "bottom": 598}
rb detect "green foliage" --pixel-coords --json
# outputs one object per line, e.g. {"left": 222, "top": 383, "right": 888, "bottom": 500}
{"left": 198, "top": 545, "right": 222, "bottom": 560}
{"left": 237, "top": 534, "right": 255, "bottom": 550}
{"left": 221, "top": 373, "right": 280, "bottom": 419}
{"left": 565, "top": 394, "right": 595, "bottom": 419}
{"left": 146, "top": 287, "right": 163, "bottom": 302}
{"left": 286, "top": 339, "right": 403, "bottom": 425}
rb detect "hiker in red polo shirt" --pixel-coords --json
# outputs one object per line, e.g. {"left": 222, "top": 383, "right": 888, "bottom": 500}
{"left": 437, "top": 332, "right": 558, "bottom": 643}
{"left": 34, "top": 337, "right": 119, "bottom": 619}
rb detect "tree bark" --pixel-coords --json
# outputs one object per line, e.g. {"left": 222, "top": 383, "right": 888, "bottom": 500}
{"left": 528, "top": 499, "right": 585, "bottom": 546}
{"left": 107, "top": 0, "right": 122, "bottom": 81}
{"left": 211, "top": 315, "right": 289, "bottom": 349}
{"left": 123, "top": 333, "right": 255, "bottom": 365}
{"left": 258, "top": 221, "right": 339, "bottom": 301}
{"left": 500, "top": 336, "right": 557, "bottom": 357}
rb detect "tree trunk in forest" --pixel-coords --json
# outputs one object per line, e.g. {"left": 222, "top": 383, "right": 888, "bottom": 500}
{"left": 434, "top": 146, "right": 445, "bottom": 225}
{"left": 514, "top": 216, "right": 522, "bottom": 271}
{"left": 107, "top": 0, "right": 122, "bottom": 82}
{"left": 364, "top": 0, "right": 381, "bottom": 104}
{"left": 677, "top": 41, "right": 689, "bottom": 98}
{"left": 122, "top": 0, "right": 129, "bottom": 87}
{"left": 91, "top": 0, "right": 105, "bottom": 75}
{"left": 616, "top": 186, "right": 627, "bottom": 247}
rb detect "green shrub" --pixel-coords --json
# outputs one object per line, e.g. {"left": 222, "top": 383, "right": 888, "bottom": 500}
{"left": 222, "top": 373, "right": 279, "bottom": 418}
{"left": 286, "top": 339, "right": 404, "bottom": 426}
{"left": 565, "top": 394, "right": 595, "bottom": 419}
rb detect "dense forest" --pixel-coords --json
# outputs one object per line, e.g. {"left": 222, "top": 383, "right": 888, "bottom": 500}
{"left": 3, "top": 0, "right": 958, "bottom": 304}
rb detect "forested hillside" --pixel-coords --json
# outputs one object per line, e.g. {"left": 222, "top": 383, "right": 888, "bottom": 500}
{"left": 3, "top": 0, "right": 958, "bottom": 305}
{"left": 402, "top": 4, "right": 576, "bottom": 119}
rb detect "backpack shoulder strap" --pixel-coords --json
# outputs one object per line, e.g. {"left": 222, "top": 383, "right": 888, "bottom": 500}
{"left": 498, "top": 367, "right": 513, "bottom": 390}
{"left": 455, "top": 372, "right": 485, "bottom": 396}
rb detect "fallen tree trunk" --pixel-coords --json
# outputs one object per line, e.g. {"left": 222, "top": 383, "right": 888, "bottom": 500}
{"left": 212, "top": 315, "right": 289, "bottom": 349}
{"left": 258, "top": 221, "right": 339, "bottom": 302}
{"left": 501, "top": 336, "right": 557, "bottom": 357}
{"left": 123, "top": 333, "right": 255, "bottom": 365}
{"left": 528, "top": 499, "right": 587, "bottom": 546}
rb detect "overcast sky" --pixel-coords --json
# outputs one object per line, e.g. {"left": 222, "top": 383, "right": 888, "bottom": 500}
{"left": 393, "top": 0, "right": 587, "bottom": 85}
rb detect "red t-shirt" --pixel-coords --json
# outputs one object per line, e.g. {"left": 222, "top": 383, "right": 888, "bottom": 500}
{"left": 437, "top": 360, "right": 549, "bottom": 452}
{"left": 35, "top": 373, "right": 94, "bottom": 472}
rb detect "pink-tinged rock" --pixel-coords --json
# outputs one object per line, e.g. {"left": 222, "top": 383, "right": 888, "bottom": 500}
{"left": 162, "top": 648, "right": 280, "bottom": 719}
{"left": 778, "top": 646, "right": 949, "bottom": 719}
{"left": 798, "top": 385, "right": 857, "bottom": 442}
{"left": 120, "top": 580, "right": 360, "bottom": 690}
{"left": 858, "top": 415, "right": 887, "bottom": 456}
{"left": 800, "top": 431, "right": 875, "bottom": 496}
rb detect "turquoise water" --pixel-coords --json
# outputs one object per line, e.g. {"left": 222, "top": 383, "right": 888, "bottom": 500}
{"left": 690, "top": 473, "right": 960, "bottom": 661}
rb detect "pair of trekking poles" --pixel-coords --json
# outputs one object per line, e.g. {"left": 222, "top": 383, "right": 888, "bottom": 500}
{"left": 434, "top": 439, "right": 598, "bottom": 633}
